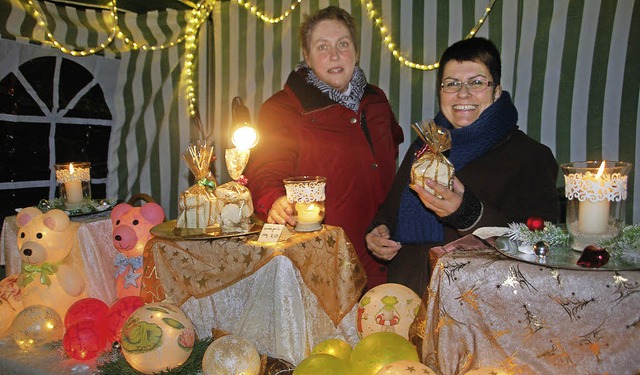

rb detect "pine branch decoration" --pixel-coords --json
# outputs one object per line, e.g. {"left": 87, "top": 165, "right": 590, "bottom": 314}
{"left": 598, "top": 224, "right": 640, "bottom": 263}
{"left": 506, "top": 222, "right": 569, "bottom": 246}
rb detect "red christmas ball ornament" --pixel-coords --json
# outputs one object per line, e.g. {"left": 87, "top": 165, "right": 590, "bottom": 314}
{"left": 526, "top": 216, "right": 545, "bottom": 231}
{"left": 63, "top": 320, "right": 109, "bottom": 360}
{"left": 106, "top": 296, "right": 145, "bottom": 343}
{"left": 64, "top": 298, "right": 109, "bottom": 328}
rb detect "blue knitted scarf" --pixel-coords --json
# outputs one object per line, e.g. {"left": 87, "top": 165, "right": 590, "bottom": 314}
{"left": 394, "top": 91, "right": 518, "bottom": 243}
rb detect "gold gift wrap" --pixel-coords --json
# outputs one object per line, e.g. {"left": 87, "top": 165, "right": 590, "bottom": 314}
{"left": 176, "top": 186, "right": 220, "bottom": 231}
{"left": 175, "top": 141, "right": 220, "bottom": 233}
{"left": 410, "top": 120, "right": 455, "bottom": 197}
{"left": 215, "top": 181, "right": 254, "bottom": 233}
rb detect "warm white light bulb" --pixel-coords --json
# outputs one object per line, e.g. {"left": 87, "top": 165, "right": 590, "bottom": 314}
{"left": 232, "top": 125, "right": 259, "bottom": 149}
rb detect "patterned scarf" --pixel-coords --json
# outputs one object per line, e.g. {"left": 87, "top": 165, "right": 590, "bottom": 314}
{"left": 297, "top": 61, "right": 367, "bottom": 111}
{"left": 394, "top": 91, "right": 518, "bottom": 243}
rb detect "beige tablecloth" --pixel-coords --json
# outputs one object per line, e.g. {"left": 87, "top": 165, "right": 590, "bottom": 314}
{"left": 410, "top": 234, "right": 640, "bottom": 375}
{"left": 140, "top": 224, "right": 367, "bottom": 364}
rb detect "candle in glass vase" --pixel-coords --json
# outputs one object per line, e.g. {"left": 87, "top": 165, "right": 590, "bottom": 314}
{"left": 578, "top": 200, "right": 609, "bottom": 234}
{"left": 295, "top": 202, "right": 322, "bottom": 223}
{"left": 577, "top": 162, "right": 609, "bottom": 234}
{"left": 65, "top": 163, "right": 84, "bottom": 205}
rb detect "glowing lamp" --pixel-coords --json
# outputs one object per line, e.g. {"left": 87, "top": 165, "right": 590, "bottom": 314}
{"left": 231, "top": 96, "right": 259, "bottom": 150}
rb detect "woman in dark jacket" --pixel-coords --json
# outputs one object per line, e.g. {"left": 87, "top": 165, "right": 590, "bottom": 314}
{"left": 366, "top": 37, "right": 558, "bottom": 296}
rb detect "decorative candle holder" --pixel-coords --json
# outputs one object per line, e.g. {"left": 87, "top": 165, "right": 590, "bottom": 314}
{"left": 561, "top": 160, "right": 631, "bottom": 251}
{"left": 54, "top": 162, "right": 91, "bottom": 209}
{"left": 283, "top": 176, "right": 326, "bottom": 232}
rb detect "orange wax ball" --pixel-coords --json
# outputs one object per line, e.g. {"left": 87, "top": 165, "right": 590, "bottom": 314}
{"left": 64, "top": 298, "right": 109, "bottom": 328}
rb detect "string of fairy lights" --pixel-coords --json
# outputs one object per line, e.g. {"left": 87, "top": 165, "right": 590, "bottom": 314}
{"left": 21, "top": 0, "right": 495, "bottom": 116}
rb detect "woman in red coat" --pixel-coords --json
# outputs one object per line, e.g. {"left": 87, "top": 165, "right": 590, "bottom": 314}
{"left": 245, "top": 6, "right": 404, "bottom": 289}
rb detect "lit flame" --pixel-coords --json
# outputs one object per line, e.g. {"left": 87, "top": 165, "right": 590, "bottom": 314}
{"left": 595, "top": 161, "right": 606, "bottom": 179}
{"left": 69, "top": 163, "right": 75, "bottom": 174}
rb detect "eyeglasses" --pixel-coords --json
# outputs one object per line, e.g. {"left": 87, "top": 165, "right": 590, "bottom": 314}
{"left": 440, "top": 78, "right": 495, "bottom": 93}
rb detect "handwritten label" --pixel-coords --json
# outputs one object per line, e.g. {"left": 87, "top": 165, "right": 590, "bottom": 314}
{"left": 257, "top": 224, "right": 292, "bottom": 243}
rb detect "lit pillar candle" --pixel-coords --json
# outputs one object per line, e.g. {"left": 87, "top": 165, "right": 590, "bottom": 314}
{"left": 295, "top": 202, "right": 321, "bottom": 224}
{"left": 577, "top": 161, "right": 610, "bottom": 234}
{"left": 65, "top": 163, "right": 84, "bottom": 205}
{"left": 578, "top": 200, "right": 610, "bottom": 234}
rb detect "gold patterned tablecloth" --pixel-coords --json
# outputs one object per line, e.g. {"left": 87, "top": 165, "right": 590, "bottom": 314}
{"left": 141, "top": 224, "right": 366, "bottom": 326}
{"left": 410, "top": 235, "right": 640, "bottom": 375}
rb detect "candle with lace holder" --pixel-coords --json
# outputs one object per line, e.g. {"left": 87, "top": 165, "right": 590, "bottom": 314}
{"left": 284, "top": 176, "right": 326, "bottom": 232}
{"left": 54, "top": 162, "right": 91, "bottom": 209}
{"left": 561, "top": 160, "right": 632, "bottom": 251}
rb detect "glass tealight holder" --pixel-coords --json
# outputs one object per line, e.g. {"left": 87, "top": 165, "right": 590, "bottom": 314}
{"left": 283, "top": 176, "right": 326, "bottom": 232}
{"left": 54, "top": 162, "right": 92, "bottom": 209}
{"left": 561, "top": 160, "right": 632, "bottom": 251}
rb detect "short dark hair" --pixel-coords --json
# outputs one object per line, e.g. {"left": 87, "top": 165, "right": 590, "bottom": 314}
{"left": 300, "top": 6, "right": 359, "bottom": 55}
{"left": 437, "top": 37, "right": 501, "bottom": 86}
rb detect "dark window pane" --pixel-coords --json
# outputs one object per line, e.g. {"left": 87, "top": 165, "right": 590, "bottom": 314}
{"left": 0, "top": 187, "right": 49, "bottom": 223}
{"left": 0, "top": 72, "right": 45, "bottom": 116}
{"left": 0, "top": 121, "right": 51, "bottom": 182}
{"left": 55, "top": 124, "right": 110, "bottom": 178}
{"left": 65, "top": 84, "right": 112, "bottom": 120}
{"left": 18, "top": 56, "right": 55, "bottom": 111}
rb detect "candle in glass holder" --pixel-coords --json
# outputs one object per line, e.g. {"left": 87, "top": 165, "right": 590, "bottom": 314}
{"left": 284, "top": 176, "right": 326, "bottom": 232}
{"left": 295, "top": 202, "right": 322, "bottom": 224}
{"left": 55, "top": 162, "right": 91, "bottom": 209}
{"left": 65, "top": 164, "right": 84, "bottom": 205}
{"left": 561, "top": 160, "right": 631, "bottom": 251}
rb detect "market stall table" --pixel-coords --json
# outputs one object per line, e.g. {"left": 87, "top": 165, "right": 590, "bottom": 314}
{"left": 140, "top": 223, "right": 366, "bottom": 365}
{"left": 410, "top": 234, "right": 640, "bottom": 375}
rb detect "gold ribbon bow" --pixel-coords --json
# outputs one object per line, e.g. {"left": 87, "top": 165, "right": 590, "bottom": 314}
{"left": 20, "top": 262, "right": 58, "bottom": 287}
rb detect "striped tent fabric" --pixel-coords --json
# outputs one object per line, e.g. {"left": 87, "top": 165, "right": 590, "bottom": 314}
{"left": 0, "top": 0, "right": 196, "bottom": 218}
{"left": 1, "top": 0, "right": 638, "bottom": 223}
{"left": 210, "top": 0, "right": 639, "bottom": 222}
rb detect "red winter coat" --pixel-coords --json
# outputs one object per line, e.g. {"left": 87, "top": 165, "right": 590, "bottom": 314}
{"left": 245, "top": 69, "right": 404, "bottom": 289}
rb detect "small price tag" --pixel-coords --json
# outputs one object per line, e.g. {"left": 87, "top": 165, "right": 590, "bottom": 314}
{"left": 257, "top": 223, "right": 292, "bottom": 243}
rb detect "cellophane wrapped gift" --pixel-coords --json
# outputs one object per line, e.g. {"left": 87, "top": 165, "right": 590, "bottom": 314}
{"left": 410, "top": 119, "right": 455, "bottom": 198}
{"left": 176, "top": 142, "right": 220, "bottom": 232}
{"left": 215, "top": 148, "right": 254, "bottom": 233}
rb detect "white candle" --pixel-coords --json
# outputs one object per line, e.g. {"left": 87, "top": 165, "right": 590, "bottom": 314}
{"left": 295, "top": 202, "right": 322, "bottom": 224}
{"left": 64, "top": 163, "right": 84, "bottom": 205}
{"left": 65, "top": 180, "right": 84, "bottom": 204}
{"left": 578, "top": 200, "right": 610, "bottom": 234}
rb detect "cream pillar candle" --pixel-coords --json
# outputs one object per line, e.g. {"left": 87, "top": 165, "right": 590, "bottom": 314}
{"left": 578, "top": 200, "right": 610, "bottom": 234}
{"left": 64, "top": 163, "right": 84, "bottom": 204}
{"left": 295, "top": 202, "right": 322, "bottom": 224}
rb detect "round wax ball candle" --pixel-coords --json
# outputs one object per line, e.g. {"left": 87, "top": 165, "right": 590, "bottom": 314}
{"left": 375, "top": 360, "right": 437, "bottom": 374}
{"left": 121, "top": 303, "right": 195, "bottom": 374}
{"left": 10, "top": 305, "right": 64, "bottom": 350}
{"left": 64, "top": 298, "right": 109, "bottom": 328}
{"left": 63, "top": 320, "right": 109, "bottom": 360}
{"left": 356, "top": 283, "right": 421, "bottom": 339}
{"left": 202, "top": 335, "right": 261, "bottom": 375}
{"left": 106, "top": 296, "right": 145, "bottom": 343}
{"left": 349, "top": 332, "right": 420, "bottom": 375}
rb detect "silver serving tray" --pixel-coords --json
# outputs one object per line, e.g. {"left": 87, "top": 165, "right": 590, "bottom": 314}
{"left": 494, "top": 236, "right": 640, "bottom": 271}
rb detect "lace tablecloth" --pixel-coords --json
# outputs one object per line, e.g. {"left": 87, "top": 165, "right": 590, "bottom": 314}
{"left": 410, "top": 234, "right": 640, "bottom": 375}
{"left": 140, "top": 224, "right": 367, "bottom": 365}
